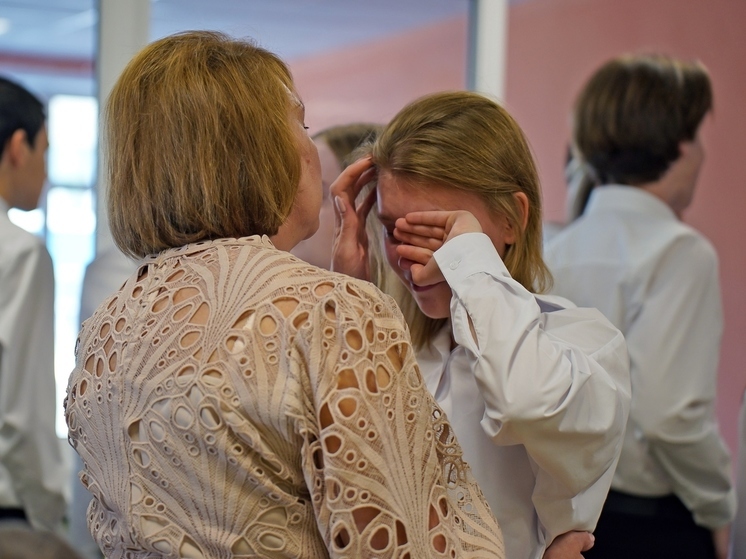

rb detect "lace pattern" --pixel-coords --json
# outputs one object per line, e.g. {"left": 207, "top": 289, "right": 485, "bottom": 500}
{"left": 65, "top": 236, "right": 503, "bottom": 558}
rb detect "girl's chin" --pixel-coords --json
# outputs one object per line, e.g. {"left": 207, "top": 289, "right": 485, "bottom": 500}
{"left": 411, "top": 282, "right": 437, "bottom": 293}
{"left": 410, "top": 285, "right": 450, "bottom": 319}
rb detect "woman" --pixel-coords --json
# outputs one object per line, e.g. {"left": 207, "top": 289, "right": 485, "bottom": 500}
{"left": 64, "top": 33, "right": 503, "bottom": 559}
{"left": 331, "top": 91, "right": 631, "bottom": 559}
{"left": 292, "top": 123, "right": 382, "bottom": 269}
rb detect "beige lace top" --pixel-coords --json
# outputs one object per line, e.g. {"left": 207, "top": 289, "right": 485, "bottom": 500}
{"left": 65, "top": 236, "right": 503, "bottom": 559}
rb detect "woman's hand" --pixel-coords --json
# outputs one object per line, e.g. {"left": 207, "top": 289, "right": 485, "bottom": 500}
{"left": 394, "top": 210, "right": 482, "bottom": 287}
{"left": 543, "top": 531, "right": 595, "bottom": 559}
{"left": 330, "top": 157, "right": 377, "bottom": 280}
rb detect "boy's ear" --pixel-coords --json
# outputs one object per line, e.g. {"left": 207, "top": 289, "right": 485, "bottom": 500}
{"left": 503, "top": 191, "right": 529, "bottom": 245}
{"left": 678, "top": 139, "right": 697, "bottom": 159}
{"left": 5, "top": 129, "right": 30, "bottom": 167}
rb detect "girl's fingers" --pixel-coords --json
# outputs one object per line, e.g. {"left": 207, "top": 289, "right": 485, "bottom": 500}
{"left": 409, "top": 259, "right": 445, "bottom": 287}
{"left": 396, "top": 243, "right": 433, "bottom": 267}
{"left": 394, "top": 219, "right": 446, "bottom": 241}
{"left": 393, "top": 229, "right": 444, "bottom": 252}
{"left": 402, "top": 210, "right": 483, "bottom": 243}
{"left": 401, "top": 210, "right": 452, "bottom": 228}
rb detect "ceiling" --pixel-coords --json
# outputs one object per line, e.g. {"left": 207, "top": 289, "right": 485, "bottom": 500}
{"left": 0, "top": 0, "right": 470, "bottom": 97}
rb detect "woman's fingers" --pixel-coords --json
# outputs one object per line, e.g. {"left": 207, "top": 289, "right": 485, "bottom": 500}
{"left": 330, "top": 157, "right": 375, "bottom": 210}
{"left": 330, "top": 157, "right": 376, "bottom": 279}
{"left": 356, "top": 182, "right": 377, "bottom": 224}
{"left": 332, "top": 158, "right": 375, "bottom": 237}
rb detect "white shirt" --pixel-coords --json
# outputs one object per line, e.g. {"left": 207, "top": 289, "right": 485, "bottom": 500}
{"left": 419, "top": 233, "right": 631, "bottom": 559}
{"left": 0, "top": 198, "right": 66, "bottom": 530}
{"left": 545, "top": 185, "right": 736, "bottom": 529}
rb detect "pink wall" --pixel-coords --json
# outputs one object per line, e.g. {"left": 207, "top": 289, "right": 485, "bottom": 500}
{"left": 290, "top": 17, "right": 468, "bottom": 133}
{"left": 505, "top": 0, "right": 746, "bottom": 458}
{"left": 289, "top": 0, "right": 745, "bottom": 458}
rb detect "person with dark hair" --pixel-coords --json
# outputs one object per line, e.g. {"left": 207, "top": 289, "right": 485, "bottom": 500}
{"left": 545, "top": 54, "right": 735, "bottom": 559}
{"left": 0, "top": 76, "right": 67, "bottom": 530}
{"left": 64, "top": 32, "right": 504, "bottom": 558}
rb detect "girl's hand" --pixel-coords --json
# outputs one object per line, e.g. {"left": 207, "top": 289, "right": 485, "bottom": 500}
{"left": 330, "top": 157, "right": 377, "bottom": 280}
{"left": 394, "top": 210, "right": 482, "bottom": 287}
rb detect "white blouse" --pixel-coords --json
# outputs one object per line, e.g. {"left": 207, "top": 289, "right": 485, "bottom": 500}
{"left": 418, "top": 232, "right": 631, "bottom": 559}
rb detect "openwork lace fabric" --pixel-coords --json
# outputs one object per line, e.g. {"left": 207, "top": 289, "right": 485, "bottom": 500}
{"left": 65, "top": 237, "right": 503, "bottom": 559}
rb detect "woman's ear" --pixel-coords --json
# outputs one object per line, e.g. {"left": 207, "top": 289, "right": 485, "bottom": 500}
{"left": 503, "top": 192, "right": 529, "bottom": 245}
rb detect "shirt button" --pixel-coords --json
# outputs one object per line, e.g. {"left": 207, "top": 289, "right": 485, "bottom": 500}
{"left": 449, "top": 260, "right": 460, "bottom": 270}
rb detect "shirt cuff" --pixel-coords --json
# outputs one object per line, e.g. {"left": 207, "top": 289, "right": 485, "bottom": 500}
{"left": 433, "top": 232, "right": 509, "bottom": 286}
{"left": 693, "top": 489, "right": 737, "bottom": 529}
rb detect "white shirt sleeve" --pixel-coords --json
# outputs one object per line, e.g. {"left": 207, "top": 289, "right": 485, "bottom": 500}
{"left": 0, "top": 238, "right": 66, "bottom": 530}
{"left": 433, "top": 232, "right": 631, "bottom": 545}
{"left": 622, "top": 234, "right": 735, "bottom": 528}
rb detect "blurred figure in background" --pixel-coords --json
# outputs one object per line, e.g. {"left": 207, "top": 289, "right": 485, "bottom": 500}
{"left": 542, "top": 147, "right": 596, "bottom": 245}
{"left": 545, "top": 53, "right": 735, "bottom": 559}
{"left": 731, "top": 389, "right": 746, "bottom": 559}
{"left": 0, "top": 76, "right": 67, "bottom": 531}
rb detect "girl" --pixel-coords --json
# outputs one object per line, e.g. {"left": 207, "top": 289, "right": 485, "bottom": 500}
{"left": 332, "top": 91, "right": 631, "bottom": 559}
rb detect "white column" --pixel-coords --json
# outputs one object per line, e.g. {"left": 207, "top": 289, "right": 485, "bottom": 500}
{"left": 69, "top": 5, "right": 151, "bottom": 557}
{"left": 94, "top": 0, "right": 150, "bottom": 254}
{"left": 467, "top": 0, "right": 509, "bottom": 101}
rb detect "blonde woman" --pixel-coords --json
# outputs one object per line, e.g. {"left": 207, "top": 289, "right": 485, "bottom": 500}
{"left": 64, "top": 33, "right": 503, "bottom": 559}
{"left": 332, "top": 91, "right": 631, "bottom": 559}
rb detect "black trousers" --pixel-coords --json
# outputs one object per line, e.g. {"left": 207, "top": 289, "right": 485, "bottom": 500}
{"left": 0, "top": 508, "right": 27, "bottom": 522}
{"left": 584, "top": 490, "right": 716, "bottom": 559}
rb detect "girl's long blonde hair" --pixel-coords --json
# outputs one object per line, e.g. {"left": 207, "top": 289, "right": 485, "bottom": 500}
{"left": 370, "top": 91, "right": 551, "bottom": 349}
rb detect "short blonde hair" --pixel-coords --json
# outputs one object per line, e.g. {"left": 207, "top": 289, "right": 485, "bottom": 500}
{"left": 106, "top": 31, "right": 300, "bottom": 258}
{"left": 371, "top": 91, "right": 551, "bottom": 348}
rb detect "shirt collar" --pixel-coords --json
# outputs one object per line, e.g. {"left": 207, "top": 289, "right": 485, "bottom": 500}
{"left": 585, "top": 185, "right": 678, "bottom": 222}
